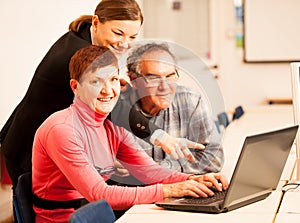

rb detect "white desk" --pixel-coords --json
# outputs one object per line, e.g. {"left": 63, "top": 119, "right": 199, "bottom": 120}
{"left": 116, "top": 191, "right": 283, "bottom": 223}
{"left": 275, "top": 190, "right": 300, "bottom": 223}
{"left": 116, "top": 105, "right": 296, "bottom": 223}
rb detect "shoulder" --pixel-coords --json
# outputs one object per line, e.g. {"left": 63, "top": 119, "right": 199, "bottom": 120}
{"left": 104, "top": 119, "right": 139, "bottom": 141}
{"left": 49, "top": 30, "right": 91, "bottom": 58}
{"left": 176, "top": 85, "right": 201, "bottom": 97}
{"left": 174, "top": 85, "right": 203, "bottom": 103}
{"left": 43, "top": 23, "right": 91, "bottom": 61}
{"left": 37, "top": 107, "right": 72, "bottom": 135}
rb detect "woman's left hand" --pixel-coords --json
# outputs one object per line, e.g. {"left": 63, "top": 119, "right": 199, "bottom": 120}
{"left": 188, "top": 173, "right": 228, "bottom": 192}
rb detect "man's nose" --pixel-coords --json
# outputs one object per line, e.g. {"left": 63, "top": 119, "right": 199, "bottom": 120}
{"left": 158, "top": 77, "right": 170, "bottom": 89}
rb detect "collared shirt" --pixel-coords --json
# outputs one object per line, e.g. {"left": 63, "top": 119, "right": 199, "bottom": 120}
{"left": 112, "top": 85, "right": 224, "bottom": 174}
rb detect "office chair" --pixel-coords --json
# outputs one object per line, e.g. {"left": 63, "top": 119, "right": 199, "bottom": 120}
{"left": 13, "top": 172, "right": 35, "bottom": 223}
{"left": 68, "top": 199, "right": 116, "bottom": 223}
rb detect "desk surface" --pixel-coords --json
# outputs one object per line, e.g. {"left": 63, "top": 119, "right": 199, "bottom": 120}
{"left": 116, "top": 191, "right": 282, "bottom": 223}
{"left": 275, "top": 191, "right": 300, "bottom": 223}
{"left": 116, "top": 105, "right": 297, "bottom": 223}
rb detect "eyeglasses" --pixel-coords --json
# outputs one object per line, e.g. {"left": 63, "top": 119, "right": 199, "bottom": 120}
{"left": 94, "top": 165, "right": 116, "bottom": 176}
{"left": 136, "top": 69, "right": 179, "bottom": 87}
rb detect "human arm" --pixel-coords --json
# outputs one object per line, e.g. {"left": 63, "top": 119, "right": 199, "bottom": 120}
{"left": 184, "top": 92, "right": 224, "bottom": 173}
{"left": 150, "top": 129, "right": 205, "bottom": 162}
{"left": 111, "top": 127, "right": 228, "bottom": 199}
{"left": 36, "top": 112, "right": 215, "bottom": 210}
{"left": 113, "top": 126, "right": 228, "bottom": 197}
{"left": 34, "top": 117, "right": 167, "bottom": 210}
{"left": 115, "top": 89, "right": 205, "bottom": 163}
{"left": 162, "top": 180, "right": 215, "bottom": 198}
{"left": 129, "top": 89, "right": 224, "bottom": 172}
{"left": 162, "top": 174, "right": 228, "bottom": 199}
{"left": 36, "top": 116, "right": 227, "bottom": 211}
{"left": 113, "top": 130, "right": 206, "bottom": 176}
{"left": 188, "top": 173, "right": 228, "bottom": 192}
{"left": 162, "top": 172, "right": 228, "bottom": 198}
{"left": 112, "top": 92, "right": 206, "bottom": 161}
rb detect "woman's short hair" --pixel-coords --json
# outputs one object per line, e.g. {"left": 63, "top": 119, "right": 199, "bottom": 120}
{"left": 69, "top": 45, "right": 118, "bottom": 82}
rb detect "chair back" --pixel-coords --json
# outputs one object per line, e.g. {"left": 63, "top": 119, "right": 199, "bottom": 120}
{"left": 14, "top": 172, "right": 35, "bottom": 223}
{"left": 68, "top": 199, "right": 116, "bottom": 223}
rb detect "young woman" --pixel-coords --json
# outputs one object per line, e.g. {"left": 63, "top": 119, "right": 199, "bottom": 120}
{"left": 32, "top": 45, "right": 228, "bottom": 222}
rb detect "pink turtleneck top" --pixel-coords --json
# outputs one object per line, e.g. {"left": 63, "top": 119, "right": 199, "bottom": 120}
{"left": 32, "top": 97, "right": 189, "bottom": 222}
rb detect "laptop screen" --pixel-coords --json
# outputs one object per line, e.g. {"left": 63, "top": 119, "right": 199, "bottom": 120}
{"left": 223, "top": 126, "right": 298, "bottom": 208}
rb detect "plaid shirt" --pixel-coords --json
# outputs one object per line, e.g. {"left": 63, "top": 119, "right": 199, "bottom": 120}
{"left": 112, "top": 85, "right": 224, "bottom": 174}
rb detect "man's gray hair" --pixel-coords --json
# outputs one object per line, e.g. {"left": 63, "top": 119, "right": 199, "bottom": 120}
{"left": 127, "top": 42, "right": 177, "bottom": 79}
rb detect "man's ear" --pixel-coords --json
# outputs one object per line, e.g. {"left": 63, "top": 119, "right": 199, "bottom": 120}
{"left": 70, "top": 79, "right": 79, "bottom": 94}
{"left": 131, "top": 79, "right": 138, "bottom": 89}
{"left": 128, "top": 71, "right": 138, "bottom": 89}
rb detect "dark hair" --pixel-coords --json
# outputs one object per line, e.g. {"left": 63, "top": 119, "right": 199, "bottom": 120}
{"left": 127, "top": 42, "right": 177, "bottom": 79}
{"left": 69, "top": 0, "right": 143, "bottom": 32}
{"left": 69, "top": 45, "right": 118, "bottom": 81}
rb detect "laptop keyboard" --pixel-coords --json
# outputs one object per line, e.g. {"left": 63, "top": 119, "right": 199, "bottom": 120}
{"left": 178, "top": 190, "right": 227, "bottom": 205}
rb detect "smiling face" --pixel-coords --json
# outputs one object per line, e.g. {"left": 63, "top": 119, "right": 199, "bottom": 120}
{"left": 133, "top": 50, "right": 178, "bottom": 116}
{"left": 71, "top": 65, "right": 120, "bottom": 115}
{"left": 92, "top": 16, "right": 141, "bottom": 55}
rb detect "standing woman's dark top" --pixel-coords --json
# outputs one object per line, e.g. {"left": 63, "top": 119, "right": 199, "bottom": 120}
{"left": 0, "top": 23, "right": 91, "bottom": 186}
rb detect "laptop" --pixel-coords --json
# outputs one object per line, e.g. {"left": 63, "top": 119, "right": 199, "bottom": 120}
{"left": 155, "top": 125, "right": 299, "bottom": 213}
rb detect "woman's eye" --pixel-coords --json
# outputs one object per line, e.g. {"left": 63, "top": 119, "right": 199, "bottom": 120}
{"left": 113, "top": 31, "right": 122, "bottom": 36}
{"left": 112, "top": 77, "right": 120, "bottom": 82}
{"left": 91, "top": 80, "right": 100, "bottom": 85}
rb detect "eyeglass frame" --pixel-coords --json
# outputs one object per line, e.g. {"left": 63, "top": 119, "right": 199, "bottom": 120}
{"left": 134, "top": 69, "right": 180, "bottom": 87}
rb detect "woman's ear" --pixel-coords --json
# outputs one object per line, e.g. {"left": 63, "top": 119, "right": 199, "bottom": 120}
{"left": 92, "top": 15, "right": 99, "bottom": 30}
{"left": 70, "top": 79, "right": 79, "bottom": 94}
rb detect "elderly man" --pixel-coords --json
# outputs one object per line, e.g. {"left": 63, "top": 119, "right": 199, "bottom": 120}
{"left": 111, "top": 42, "right": 224, "bottom": 176}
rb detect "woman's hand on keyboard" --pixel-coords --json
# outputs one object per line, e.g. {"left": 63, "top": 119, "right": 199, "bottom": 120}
{"left": 162, "top": 180, "right": 215, "bottom": 198}
{"left": 188, "top": 173, "right": 228, "bottom": 192}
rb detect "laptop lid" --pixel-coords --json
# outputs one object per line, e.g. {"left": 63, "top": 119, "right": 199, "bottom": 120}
{"left": 155, "top": 125, "right": 298, "bottom": 213}
{"left": 221, "top": 125, "right": 298, "bottom": 211}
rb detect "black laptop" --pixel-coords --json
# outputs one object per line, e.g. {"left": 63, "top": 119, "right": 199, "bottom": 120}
{"left": 155, "top": 125, "right": 298, "bottom": 213}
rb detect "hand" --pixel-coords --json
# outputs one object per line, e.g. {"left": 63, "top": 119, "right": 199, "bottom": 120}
{"left": 114, "top": 160, "right": 130, "bottom": 177}
{"left": 152, "top": 130, "right": 205, "bottom": 162}
{"left": 188, "top": 173, "right": 229, "bottom": 192}
{"left": 162, "top": 180, "right": 215, "bottom": 198}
